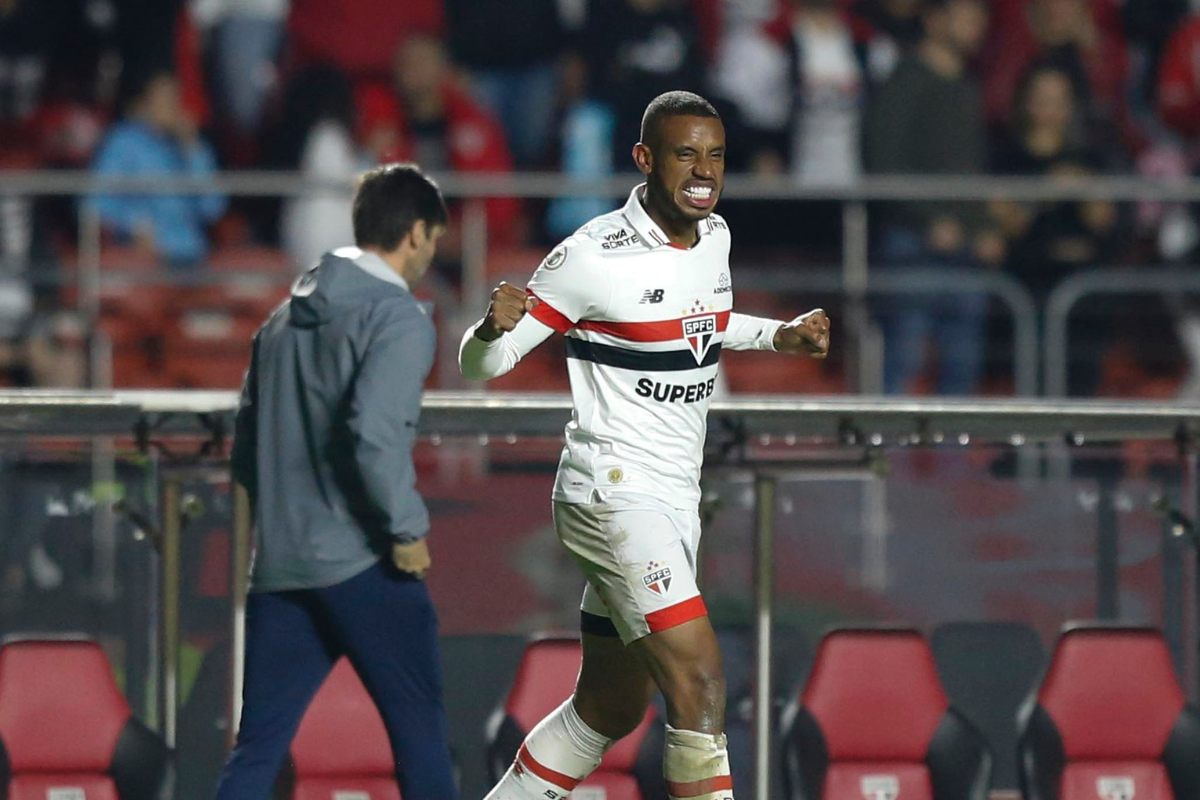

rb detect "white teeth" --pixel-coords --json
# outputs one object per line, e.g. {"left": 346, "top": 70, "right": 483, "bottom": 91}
{"left": 684, "top": 187, "right": 713, "bottom": 200}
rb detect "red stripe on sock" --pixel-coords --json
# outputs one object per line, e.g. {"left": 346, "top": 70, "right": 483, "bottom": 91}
{"left": 517, "top": 743, "right": 582, "bottom": 791}
{"left": 645, "top": 596, "right": 708, "bottom": 633}
{"left": 668, "top": 775, "right": 734, "bottom": 797}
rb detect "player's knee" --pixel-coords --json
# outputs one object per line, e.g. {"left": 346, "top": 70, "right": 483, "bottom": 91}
{"left": 575, "top": 685, "right": 653, "bottom": 739}
{"left": 608, "top": 701, "right": 652, "bottom": 739}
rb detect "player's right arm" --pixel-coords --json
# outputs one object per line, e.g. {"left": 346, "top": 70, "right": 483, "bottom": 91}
{"left": 458, "top": 283, "right": 554, "bottom": 380}
{"left": 459, "top": 237, "right": 610, "bottom": 380}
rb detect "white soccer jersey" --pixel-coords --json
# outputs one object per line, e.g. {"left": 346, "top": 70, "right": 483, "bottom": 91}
{"left": 460, "top": 185, "right": 783, "bottom": 508}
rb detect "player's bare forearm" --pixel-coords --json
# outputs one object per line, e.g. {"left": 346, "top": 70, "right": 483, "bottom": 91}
{"left": 772, "top": 308, "right": 831, "bottom": 358}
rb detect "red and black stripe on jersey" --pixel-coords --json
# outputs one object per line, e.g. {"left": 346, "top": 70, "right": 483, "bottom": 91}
{"left": 529, "top": 296, "right": 730, "bottom": 372}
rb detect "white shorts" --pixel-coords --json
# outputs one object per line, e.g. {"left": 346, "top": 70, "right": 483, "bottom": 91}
{"left": 553, "top": 492, "right": 707, "bottom": 644}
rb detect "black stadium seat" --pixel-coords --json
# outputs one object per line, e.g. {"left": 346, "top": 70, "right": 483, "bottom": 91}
{"left": 781, "top": 628, "right": 991, "bottom": 800}
{"left": 487, "top": 635, "right": 665, "bottom": 800}
{"left": 0, "top": 638, "right": 169, "bottom": 800}
{"left": 932, "top": 621, "right": 1045, "bottom": 789}
{"left": 1018, "top": 626, "right": 1200, "bottom": 800}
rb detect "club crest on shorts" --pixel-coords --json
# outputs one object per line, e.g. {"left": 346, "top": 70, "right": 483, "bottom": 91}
{"left": 682, "top": 312, "right": 717, "bottom": 364}
{"left": 643, "top": 561, "right": 673, "bottom": 596}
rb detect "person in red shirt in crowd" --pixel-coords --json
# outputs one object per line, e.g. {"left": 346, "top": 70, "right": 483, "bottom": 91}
{"left": 359, "top": 34, "right": 521, "bottom": 250}
{"left": 288, "top": 0, "right": 443, "bottom": 78}
{"left": 980, "top": 0, "right": 1141, "bottom": 158}
{"left": 1159, "top": 12, "right": 1200, "bottom": 142}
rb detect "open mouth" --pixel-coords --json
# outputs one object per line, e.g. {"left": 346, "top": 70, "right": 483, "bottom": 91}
{"left": 681, "top": 183, "right": 716, "bottom": 209}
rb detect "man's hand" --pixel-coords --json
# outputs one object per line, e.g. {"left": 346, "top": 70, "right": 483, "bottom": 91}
{"left": 475, "top": 282, "right": 538, "bottom": 342}
{"left": 773, "top": 309, "right": 831, "bottom": 358}
{"left": 392, "top": 540, "right": 431, "bottom": 579}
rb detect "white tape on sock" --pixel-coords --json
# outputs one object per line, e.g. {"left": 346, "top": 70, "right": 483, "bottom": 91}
{"left": 664, "top": 725, "right": 735, "bottom": 800}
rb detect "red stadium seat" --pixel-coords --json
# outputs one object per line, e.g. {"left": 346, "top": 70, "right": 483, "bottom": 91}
{"left": 0, "top": 638, "right": 169, "bottom": 800}
{"left": 1018, "top": 626, "right": 1200, "bottom": 800}
{"left": 288, "top": 657, "right": 400, "bottom": 800}
{"left": 781, "top": 628, "right": 991, "bottom": 800}
{"left": 162, "top": 310, "right": 257, "bottom": 388}
{"left": 487, "top": 636, "right": 662, "bottom": 800}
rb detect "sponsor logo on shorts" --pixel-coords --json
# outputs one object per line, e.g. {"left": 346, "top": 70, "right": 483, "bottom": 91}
{"left": 643, "top": 561, "right": 673, "bottom": 596}
{"left": 607, "top": 468, "right": 624, "bottom": 483}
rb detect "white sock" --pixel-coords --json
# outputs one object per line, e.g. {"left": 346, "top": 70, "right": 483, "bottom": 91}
{"left": 484, "top": 696, "right": 612, "bottom": 800}
{"left": 663, "top": 726, "right": 735, "bottom": 800}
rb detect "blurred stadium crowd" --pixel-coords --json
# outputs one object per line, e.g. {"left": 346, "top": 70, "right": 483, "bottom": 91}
{"left": 5, "top": 0, "right": 1200, "bottom": 394}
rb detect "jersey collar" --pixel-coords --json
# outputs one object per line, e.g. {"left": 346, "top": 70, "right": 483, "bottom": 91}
{"left": 622, "top": 184, "right": 711, "bottom": 250}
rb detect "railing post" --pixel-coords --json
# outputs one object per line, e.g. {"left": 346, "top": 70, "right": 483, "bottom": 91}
{"left": 229, "top": 482, "right": 252, "bottom": 744}
{"left": 753, "top": 473, "right": 777, "bottom": 800}
{"left": 158, "top": 476, "right": 183, "bottom": 750}
{"left": 842, "top": 202, "right": 880, "bottom": 394}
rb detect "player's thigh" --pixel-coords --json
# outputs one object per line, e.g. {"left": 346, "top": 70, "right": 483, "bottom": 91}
{"left": 627, "top": 615, "right": 725, "bottom": 730}
{"left": 554, "top": 496, "right": 702, "bottom": 644}
{"left": 627, "top": 615, "right": 723, "bottom": 688}
{"left": 574, "top": 631, "right": 655, "bottom": 739}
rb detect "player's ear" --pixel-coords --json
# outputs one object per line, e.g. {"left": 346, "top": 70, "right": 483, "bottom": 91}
{"left": 633, "top": 142, "right": 652, "bottom": 175}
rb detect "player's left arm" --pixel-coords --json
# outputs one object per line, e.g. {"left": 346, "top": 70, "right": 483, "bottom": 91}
{"left": 725, "top": 309, "right": 830, "bottom": 358}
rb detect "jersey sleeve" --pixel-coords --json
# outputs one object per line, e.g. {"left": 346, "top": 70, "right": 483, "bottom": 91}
{"left": 725, "top": 312, "right": 784, "bottom": 351}
{"left": 525, "top": 236, "right": 611, "bottom": 332}
{"left": 459, "top": 313, "right": 556, "bottom": 380}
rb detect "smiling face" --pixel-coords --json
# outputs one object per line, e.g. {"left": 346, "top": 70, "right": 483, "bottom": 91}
{"left": 635, "top": 115, "right": 726, "bottom": 228}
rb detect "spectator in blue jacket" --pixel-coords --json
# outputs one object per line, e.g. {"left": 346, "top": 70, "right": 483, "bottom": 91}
{"left": 89, "top": 70, "right": 227, "bottom": 267}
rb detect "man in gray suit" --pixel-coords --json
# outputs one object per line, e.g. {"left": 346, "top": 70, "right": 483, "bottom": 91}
{"left": 217, "top": 163, "right": 456, "bottom": 799}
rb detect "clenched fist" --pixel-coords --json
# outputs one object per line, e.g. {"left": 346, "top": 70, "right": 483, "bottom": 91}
{"left": 773, "top": 308, "right": 831, "bottom": 358}
{"left": 475, "top": 282, "right": 539, "bottom": 342}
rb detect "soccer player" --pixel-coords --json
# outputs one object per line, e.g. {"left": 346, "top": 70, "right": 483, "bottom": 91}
{"left": 459, "top": 91, "right": 830, "bottom": 800}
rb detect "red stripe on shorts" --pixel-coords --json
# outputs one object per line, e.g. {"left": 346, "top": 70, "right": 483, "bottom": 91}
{"left": 517, "top": 743, "right": 581, "bottom": 791}
{"left": 527, "top": 293, "right": 574, "bottom": 333}
{"left": 667, "top": 775, "right": 735, "bottom": 797}
{"left": 646, "top": 596, "right": 708, "bottom": 633}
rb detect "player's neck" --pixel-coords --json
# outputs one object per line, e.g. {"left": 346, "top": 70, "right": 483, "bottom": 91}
{"left": 640, "top": 188, "right": 699, "bottom": 249}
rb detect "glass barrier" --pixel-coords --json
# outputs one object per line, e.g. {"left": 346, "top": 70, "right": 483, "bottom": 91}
{"left": 1, "top": 428, "right": 1193, "bottom": 800}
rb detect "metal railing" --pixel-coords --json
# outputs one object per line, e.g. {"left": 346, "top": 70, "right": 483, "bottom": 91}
{"left": 5, "top": 390, "right": 1200, "bottom": 799}
{"left": 1046, "top": 268, "right": 1200, "bottom": 398}
{"left": 4, "top": 170, "right": 1199, "bottom": 397}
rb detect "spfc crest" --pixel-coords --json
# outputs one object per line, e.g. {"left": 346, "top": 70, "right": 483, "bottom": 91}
{"left": 643, "top": 563, "right": 673, "bottom": 596}
{"left": 861, "top": 776, "right": 899, "bottom": 800}
{"left": 682, "top": 313, "right": 717, "bottom": 364}
{"left": 1098, "top": 778, "right": 1135, "bottom": 800}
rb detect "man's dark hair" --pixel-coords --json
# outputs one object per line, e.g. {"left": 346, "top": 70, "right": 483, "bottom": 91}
{"left": 640, "top": 91, "right": 721, "bottom": 149}
{"left": 352, "top": 163, "right": 449, "bottom": 251}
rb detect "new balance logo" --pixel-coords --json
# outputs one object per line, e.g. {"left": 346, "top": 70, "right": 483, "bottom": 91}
{"left": 641, "top": 289, "right": 665, "bottom": 304}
